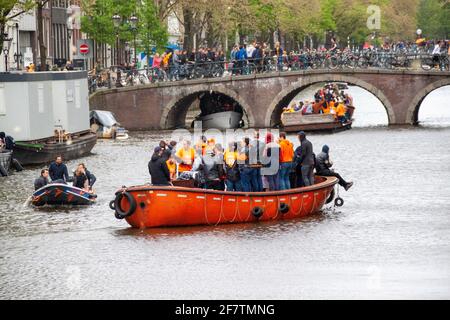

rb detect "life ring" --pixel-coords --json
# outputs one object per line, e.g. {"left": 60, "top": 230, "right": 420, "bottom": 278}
{"left": 326, "top": 188, "right": 335, "bottom": 204}
{"left": 0, "top": 164, "right": 8, "bottom": 177}
{"left": 251, "top": 206, "right": 264, "bottom": 219}
{"left": 11, "top": 158, "right": 23, "bottom": 172}
{"left": 279, "top": 202, "right": 290, "bottom": 214}
{"left": 114, "top": 192, "right": 137, "bottom": 218}
{"left": 334, "top": 197, "right": 344, "bottom": 207}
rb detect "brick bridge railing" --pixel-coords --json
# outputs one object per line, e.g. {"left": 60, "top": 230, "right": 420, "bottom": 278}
{"left": 89, "top": 69, "right": 450, "bottom": 130}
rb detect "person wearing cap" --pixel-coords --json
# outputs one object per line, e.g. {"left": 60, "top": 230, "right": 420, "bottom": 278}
{"left": 315, "top": 145, "right": 353, "bottom": 191}
{"left": 294, "top": 131, "right": 315, "bottom": 187}
{"left": 148, "top": 146, "right": 171, "bottom": 186}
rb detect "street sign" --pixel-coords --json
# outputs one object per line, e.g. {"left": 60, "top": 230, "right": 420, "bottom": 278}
{"left": 80, "top": 43, "right": 89, "bottom": 55}
{"left": 75, "top": 39, "right": 93, "bottom": 59}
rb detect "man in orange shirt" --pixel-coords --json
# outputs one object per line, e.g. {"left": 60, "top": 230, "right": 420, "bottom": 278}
{"left": 175, "top": 140, "right": 195, "bottom": 174}
{"left": 278, "top": 132, "right": 294, "bottom": 190}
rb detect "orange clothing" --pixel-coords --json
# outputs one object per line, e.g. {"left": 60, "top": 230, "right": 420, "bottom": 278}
{"left": 166, "top": 159, "right": 177, "bottom": 180}
{"left": 336, "top": 103, "right": 346, "bottom": 117}
{"left": 224, "top": 150, "right": 238, "bottom": 167}
{"left": 176, "top": 147, "right": 195, "bottom": 172}
{"left": 322, "top": 105, "right": 330, "bottom": 114}
{"left": 279, "top": 139, "right": 294, "bottom": 163}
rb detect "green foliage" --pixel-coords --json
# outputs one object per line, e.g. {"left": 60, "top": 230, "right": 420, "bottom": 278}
{"left": 417, "top": 0, "right": 450, "bottom": 39}
{"left": 81, "top": 0, "right": 167, "bottom": 50}
{"left": 137, "top": 0, "right": 168, "bottom": 55}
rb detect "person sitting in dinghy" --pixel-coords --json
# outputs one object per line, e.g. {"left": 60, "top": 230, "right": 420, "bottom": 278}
{"left": 79, "top": 163, "right": 96, "bottom": 189}
{"left": 73, "top": 164, "right": 90, "bottom": 191}
{"left": 34, "top": 169, "right": 50, "bottom": 191}
{"left": 49, "top": 156, "right": 70, "bottom": 183}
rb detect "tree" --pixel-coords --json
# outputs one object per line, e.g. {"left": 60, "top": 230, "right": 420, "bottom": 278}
{"left": 36, "top": 0, "right": 50, "bottom": 69}
{"left": 417, "top": 0, "right": 450, "bottom": 39}
{"left": 0, "top": 0, "right": 35, "bottom": 51}
{"left": 137, "top": 0, "right": 168, "bottom": 68}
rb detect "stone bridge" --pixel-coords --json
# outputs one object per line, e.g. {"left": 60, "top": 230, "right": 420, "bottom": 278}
{"left": 89, "top": 69, "right": 450, "bottom": 130}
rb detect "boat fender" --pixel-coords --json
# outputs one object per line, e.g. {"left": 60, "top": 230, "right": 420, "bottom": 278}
{"left": 0, "top": 164, "right": 8, "bottom": 177}
{"left": 251, "top": 206, "right": 264, "bottom": 219}
{"left": 109, "top": 200, "right": 116, "bottom": 211}
{"left": 11, "top": 158, "right": 24, "bottom": 172}
{"left": 279, "top": 203, "right": 290, "bottom": 214}
{"left": 334, "top": 197, "right": 344, "bottom": 207}
{"left": 114, "top": 192, "right": 137, "bottom": 218}
{"left": 326, "top": 189, "right": 336, "bottom": 204}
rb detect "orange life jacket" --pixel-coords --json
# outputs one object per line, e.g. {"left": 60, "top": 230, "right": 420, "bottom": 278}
{"left": 176, "top": 147, "right": 195, "bottom": 172}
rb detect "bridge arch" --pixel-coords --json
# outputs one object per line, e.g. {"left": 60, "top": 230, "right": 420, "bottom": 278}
{"left": 406, "top": 78, "right": 450, "bottom": 125}
{"left": 160, "top": 84, "right": 255, "bottom": 129}
{"left": 264, "top": 74, "right": 397, "bottom": 127}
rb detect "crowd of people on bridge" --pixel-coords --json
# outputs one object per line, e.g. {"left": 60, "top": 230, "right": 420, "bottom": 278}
{"left": 148, "top": 131, "right": 353, "bottom": 193}
{"left": 283, "top": 83, "right": 354, "bottom": 124}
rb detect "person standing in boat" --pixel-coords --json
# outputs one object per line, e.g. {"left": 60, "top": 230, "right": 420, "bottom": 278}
{"left": 238, "top": 137, "right": 257, "bottom": 192}
{"left": 261, "top": 133, "right": 280, "bottom": 191}
{"left": 34, "top": 169, "right": 50, "bottom": 190}
{"left": 73, "top": 164, "right": 90, "bottom": 191}
{"left": 224, "top": 142, "right": 242, "bottom": 192}
{"left": 148, "top": 146, "right": 171, "bottom": 186}
{"left": 278, "top": 132, "right": 294, "bottom": 190}
{"left": 175, "top": 140, "right": 195, "bottom": 175}
{"left": 250, "top": 131, "right": 265, "bottom": 192}
{"left": 202, "top": 144, "right": 225, "bottom": 191}
{"left": 315, "top": 145, "right": 353, "bottom": 191}
{"left": 294, "top": 131, "right": 315, "bottom": 187}
{"left": 49, "top": 156, "right": 70, "bottom": 183}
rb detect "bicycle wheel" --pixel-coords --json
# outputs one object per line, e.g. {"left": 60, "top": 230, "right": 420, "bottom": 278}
{"left": 420, "top": 57, "right": 434, "bottom": 71}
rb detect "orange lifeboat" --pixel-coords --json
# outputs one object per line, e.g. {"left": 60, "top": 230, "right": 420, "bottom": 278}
{"left": 111, "top": 176, "right": 338, "bottom": 229}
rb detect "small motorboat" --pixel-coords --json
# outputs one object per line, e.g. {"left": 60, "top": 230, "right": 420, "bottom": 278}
{"left": 110, "top": 176, "right": 338, "bottom": 229}
{"left": 0, "top": 150, "right": 12, "bottom": 177}
{"left": 90, "top": 110, "right": 129, "bottom": 139}
{"left": 193, "top": 111, "right": 244, "bottom": 130}
{"left": 32, "top": 183, "right": 97, "bottom": 206}
{"left": 281, "top": 106, "right": 355, "bottom": 133}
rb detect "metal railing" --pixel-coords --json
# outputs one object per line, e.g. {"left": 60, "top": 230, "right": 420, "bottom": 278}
{"left": 88, "top": 50, "right": 450, "bottom": 92}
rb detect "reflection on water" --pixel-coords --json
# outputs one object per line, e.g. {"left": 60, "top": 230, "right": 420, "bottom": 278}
{"left": 0, "top": 87, "right": 450, "bottom": 299}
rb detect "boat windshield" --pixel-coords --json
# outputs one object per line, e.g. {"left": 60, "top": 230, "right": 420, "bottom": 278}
{"left": 90, "top": 110, "right": 118, "bottom": 127}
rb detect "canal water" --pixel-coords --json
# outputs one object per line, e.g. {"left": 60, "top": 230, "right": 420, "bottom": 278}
{"left": 1, "top": 86, "right": 449, "bottom": 299}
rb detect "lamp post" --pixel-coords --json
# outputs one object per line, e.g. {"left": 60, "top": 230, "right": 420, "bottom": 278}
{"left": 13, "top": 23, "right": 22, "bottom": 70}
{"left": 1, "top": 31, "right": 12, "bottom": 72}
{"left": 112, "top": 14, "right": 121, "bottom": 65}
{"left": 129, "top": 14, "right": 138, "bottom": 66}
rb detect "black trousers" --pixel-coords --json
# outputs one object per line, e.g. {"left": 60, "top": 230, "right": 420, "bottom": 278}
{"left": 318, "top": 170, "right": 347, "bottom": 187}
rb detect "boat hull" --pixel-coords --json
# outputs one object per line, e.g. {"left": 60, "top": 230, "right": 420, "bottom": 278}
{"left": 113, "top": 176, "right": 338, "bottom": 229}
{"left": 32, "top": 183, "right": 97, "bottom": 206}
{"left": 281, "top": 106, "right": 355, "bottom": 133}
{"left": 195, "top": 111, "right": 243, "bottom": 129}
{"left": 13, "top": 131, "right": 97, "bottom": 166}
{"left": 0, "top": 150, "right": 12, "bottom": 173}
